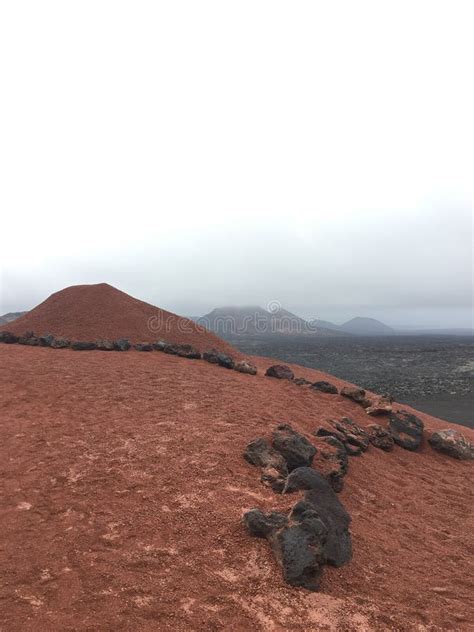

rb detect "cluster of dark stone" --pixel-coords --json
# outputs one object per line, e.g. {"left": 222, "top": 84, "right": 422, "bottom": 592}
{"left": 242, "top": 405, "right": 473, "bottom": 590}
{"left": 0, "top": 330, "right": 258, "bottom": 376}
{"left": 243, "top": 424, "right": 352, "bottom": 591}
{"left": 264, "top": 363, "right": 473, "bottom": 460}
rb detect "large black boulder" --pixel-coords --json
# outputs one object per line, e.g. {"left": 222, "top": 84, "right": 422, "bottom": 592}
{"left": 311, "top": 381, "right": 338, "bottom": 394}
{"left": 265, "top": 365, "right": 294, "bottom": 380}
{"left": 283, "top": 467, "right": 352, "bottom": 567}
{"left": 71, "top": 341, "right": 97, "bottom": 351}
{"left": 389, "top": 410, "right": 424, "bottom": 450}
{"left": 272, "top": 424, "right": 316, "bottom": 471}
{"left": 274, "top": 508, "right": 328, "bottom": 591}
{"left": 243, "top": 506, "right": 327, "bottom": 591}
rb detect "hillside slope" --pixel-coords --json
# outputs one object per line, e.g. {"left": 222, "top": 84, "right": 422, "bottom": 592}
{"left": 0, "top": 284, "right": 235, "bottom": 355}
{"left": 0, "top": 344, "right": 472, "bottom": 631}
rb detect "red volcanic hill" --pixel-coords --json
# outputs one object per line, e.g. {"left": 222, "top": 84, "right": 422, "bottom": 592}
{"left": 0, "top": 283, "right": 235, "bottom": 354}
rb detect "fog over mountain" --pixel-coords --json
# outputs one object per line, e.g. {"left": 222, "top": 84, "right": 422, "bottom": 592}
{"left": 0, "top": 3, "right": 472, "bottom": 329}
{"left": 1, "top": 201, "right": 471, "bottom": 330}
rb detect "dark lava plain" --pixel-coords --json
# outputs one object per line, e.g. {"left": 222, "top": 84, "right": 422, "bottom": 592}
{"left": 228, "top": 334, "right": 474, "bottom": 428}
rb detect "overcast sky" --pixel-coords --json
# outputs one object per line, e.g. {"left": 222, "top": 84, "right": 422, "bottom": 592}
{"left": 0, "top": 1, "right": 472, "bottom": 328}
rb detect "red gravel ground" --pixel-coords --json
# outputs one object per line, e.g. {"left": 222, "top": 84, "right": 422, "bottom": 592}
{"left": 1, "top": 344, "right": 473, "bottom": 631}
{"left": 1, "top": 284, "right": 236, "bottom": 355}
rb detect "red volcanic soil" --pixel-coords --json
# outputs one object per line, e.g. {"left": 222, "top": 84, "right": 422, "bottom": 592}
{"left": 0, "top": 283, "right": 236, "bottom": 354}
{"left": 0, "top": 345, "right": 473, "bottom": 631}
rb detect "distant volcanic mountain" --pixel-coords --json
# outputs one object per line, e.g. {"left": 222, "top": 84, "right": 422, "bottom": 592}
{"left": 310, "top": 317, "right": 395, "bottom": 336}
{"left": 339, "top": 317, "right": 395, "bottom": 336}
{"left": 197, "top": 306, "right": 338, "bottom": 337}
{"left": 0, "top": 283, "right": 235, "bottom": 354}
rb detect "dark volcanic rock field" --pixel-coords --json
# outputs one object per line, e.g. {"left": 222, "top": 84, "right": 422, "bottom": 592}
{"left": 228, "top": 335, "right": 474, "bottom": 428}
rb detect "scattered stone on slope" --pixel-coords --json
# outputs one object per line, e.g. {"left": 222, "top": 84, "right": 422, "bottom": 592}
{"left": 311, "top": 381, "right": 338, "bottom": 394}
{"left": 283, "top": 467, "right": 352, "bottom": 567}
{"left": 96, "top": 339, "right": 115, "bottom": 351}
{"left": 294, "top": 377, "right": 312, "bottom": 386}
{"left": 71, "top": 341, "right": 97, "bottom": 351}
{"left": 174, "top": 344, "right": 201, "bottom": 359}
{"left": 365, "top": 396, "right": 393, "bottom": 416}
{"left": 38, "top": 334, "right": 55, "bottom": 347}
{"left": 331, "top": 418, "right": 370, "bottom": 452}
{"left": 51, "top": 338, "right": 70, "bottom": 349}
{"left": 152, "top": 340, "right": 168, "bottom": 351}
{"left": 243, "top": 504, "right": 328, "bottom": 591}
{"left": 18, "top": 332, "right": 39, "bottom": 345}
{"left": 428, "top": 429, "right": 474, "bottom": 460}
{"left": 202, "top": 349, "right": 235, "bottom": 369}
{"left": 134, "top": 342, "right": 154, "bottom": 352}
{"left": 341, "top": 386, "right": 371, "bottom": 408}
{"left": 243, "top": 438, "right": 288, "bottom": 475}
{"left": 272, "top": 424, "right": 316, "bottom": 471}
{"left": 0, "top": 332, "right": 19, "bottom": 344}
{"left": 313, "top": 435, "right": 349, "bottom": 492}
{"left": 366, "top": 424, "right": 394, "bottom": 451}
{"left": 260, "top": 467, "right": 287, "bottom": 493}
{"left": 234, "top": 360, "right": 257, "bottom": 375}
{"left": 114, "top": 338, "right": 131, "bottom": 351}
{"left": 389, "top": 410, "right": 424, "bottom": 451}
{"left": 243, "top": 509, "right": 288, "bottom": 538}
{"left": 265, "top": 365, "right": 294, "bottom": 380}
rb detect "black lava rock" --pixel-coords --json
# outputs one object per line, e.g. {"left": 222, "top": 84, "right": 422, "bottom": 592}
{"left": 38, "top": 334, "right": 55, "bottom": 347}
{"left": 134, "top": 343, "right": 154, "bottom": 351}
{"left": 332, "top": 418, "right": 370, "bottom": 452}
{"left": 175, "top": 344, "right": 201, "bottom": 359}
{"left": 243, "top": 505, "right": 327, "bottom": 591}
{"left": 265, "top": 365, "right": 294, "bottom": 380}
{"left": 18, "top": 334, "right": 39, "bottom": 346}
{"left": 0, "top": 331, "right": 19, "bottom": 344}
{"left": 244, "top": 437, "right": 288, "bottom": 475}
{"left": 311, "top": 381, "right": 338, "bottom": 394}
{"left": 366, "top": 424, "right": 394, "bottom": 451}
{"left": 389, "top": 410, "right": 424, "bottom": 450}
{"left": 96, "top": 339, "right": 115, "bottom": 351}
{"left": 283, "top": 467, "right": 352, "bottom": 567}
{"left": 152, "top": 340, "right": 168, "bottom": 351}
{"left": 274, "top": 515, "right": 327, "bottom": 591}
{"left": 272, "top": 424, "right": 316, "bottom": 471}
{"left": 202, "top": 349, "right": 234, "bottom": 369}
{"left": 243, "top": 509, "right": 288, "bottom": 538}
{"left": 71, "top": 341, "right": 97, "bottom": 351}
{"left": 51, "top": 338, "right": 70, "bottom": 349}
{"left": 114, "top": 339, "right": 131, "bottom": 351}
